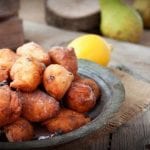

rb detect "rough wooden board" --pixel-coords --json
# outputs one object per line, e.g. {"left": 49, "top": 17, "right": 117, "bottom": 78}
{"left": 108, "top": 39, "right": 150, "bottom": 83}
{"left": 0, "top": 17, "right": 24, "bottom": 50}
{"left": 45, "top": 0, "right": 100, "bottom": 31}
{"left": 95, "top": 68, "right": 150, "bottom": 134}
{"left": 90, "top": 137, "right": 110, "bottom": 150}
{"left": 0, "top": 0, "right": 20, "bottom": 20}
{"left": 54, "top": 135, "right": 109, "bottom": 150}
{"left": 111, "top": 108, "right": 150, "bottom": 150}
{"left": 23, "top": 21, "right": 150, "bottom": 83}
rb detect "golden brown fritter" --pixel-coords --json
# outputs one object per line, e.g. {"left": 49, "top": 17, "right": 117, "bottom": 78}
{"left": 0, "top": 49, "right": 18, "bottom": 81}
{"left": 77, "top": 77, "right": 100, "bottom": 99}
{"left": 48, "top": 47, "right": 78, "bottom": 75}
{"left": 17, "top": 42, "right": 50, "bottom": 65}
{"left": 10, "top": 56, "right": 45, "bottom": 92}
{"left": 0, "top": 85, "right": 22, "bottom": 127}
{"left": 43, "top": 64, "right": 74, "bottom": 100}
{"left": 21, "top": 90, "right": 60, "bottom": 122}
{"left": 0, "top": 69, "right": 8, "bottom": 82}
{"left": 65, "top": 82, "right": 96, "bottom": 113}
{"left": 43, "top": 108, "right": 90, "bottom": 133}
{"left": 4, "top": 118, "right": 34, "bottom": 142}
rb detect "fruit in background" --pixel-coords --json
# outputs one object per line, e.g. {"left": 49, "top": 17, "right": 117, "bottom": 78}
{"left": 100, "top": 0, "right": 143, "bottom": 43}
{"left": 68, "top": 34, "right": 111, "bottom": 66}
{"left": 133, "top": 0, "right": 150, "bottom": 28}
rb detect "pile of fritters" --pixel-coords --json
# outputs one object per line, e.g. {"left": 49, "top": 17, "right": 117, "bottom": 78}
{"left": 0, "top": 42, "right": 101, "bottom": 142}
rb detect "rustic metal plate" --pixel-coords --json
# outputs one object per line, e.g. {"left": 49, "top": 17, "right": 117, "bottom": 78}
{"left": 0, "top": 59, "right": 125, "bottom": 149}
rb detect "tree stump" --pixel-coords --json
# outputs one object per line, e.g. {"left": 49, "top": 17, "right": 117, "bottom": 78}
{"left": 45, "top": 0, "right": 100, "bottom": 32}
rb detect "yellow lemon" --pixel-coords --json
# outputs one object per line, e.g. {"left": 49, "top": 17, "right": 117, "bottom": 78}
{"left": 68, "top": 34, "right": 111, "bottom": 66}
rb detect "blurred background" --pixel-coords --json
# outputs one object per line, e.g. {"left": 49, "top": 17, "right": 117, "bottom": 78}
{"left": 0, "top": 0, "right": 149, "bottom": 49}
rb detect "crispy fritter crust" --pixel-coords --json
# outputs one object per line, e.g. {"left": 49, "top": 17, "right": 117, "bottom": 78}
{"left": 17, "top": 42, "right": 50, "bottom": 65}
{"left": 0, "top": 85, "right": 22, "bottom": 127}
{"left": 43, "top": 108, "right": 90, "bottom": 133}
{"left": 77, "top": 77, "right": 100, "bottom": 99}
{"left": 4, "top": 118, "right": 34, "bottom": 142}
{"left": 0, "top": 49, "right": 18, "bottom": 81}
{"left": 43, "top": 64, "right": 74, "bottom": 100}
{"left": 49, "top": 47, "right": 77, "bottom": 75}
{"left": 10, "top": 56, "right": 45, "bottom": 92}
{"left": 21, "top": 90, "right": 60, "bottom": 122}
{"left": 65, "top": 82, "right": 96, "bottom": 113}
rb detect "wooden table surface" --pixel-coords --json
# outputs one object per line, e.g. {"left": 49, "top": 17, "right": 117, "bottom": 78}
{"left": 20, "top": 1, "right": 150, "bottom": 149}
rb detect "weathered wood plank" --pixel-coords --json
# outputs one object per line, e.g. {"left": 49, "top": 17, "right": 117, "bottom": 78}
{"left": 0, "top": 17, "right": 24, "bottom": 49}
{"left": 111, "top": 108, "right": 150, "bottom": 150}
{"left": 90, "top": 137, "right": 111, "bottom": 150}
{"left": 108, "top": 38, "right": 150, "bottom": 83}
{"left": 53, "top": 135, "right": 110, "bottom": 150}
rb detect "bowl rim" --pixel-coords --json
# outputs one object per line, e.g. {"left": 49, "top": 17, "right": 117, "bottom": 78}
{"left": 0, "top": 59, "right": 125, "bottom": 149}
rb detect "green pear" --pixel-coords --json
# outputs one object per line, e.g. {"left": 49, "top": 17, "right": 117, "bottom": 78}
{"left": 100, "top": 0, "right": 143, "bottom": 43}
{"left": 133, "top": 0, "right": 150, "bottom": 28}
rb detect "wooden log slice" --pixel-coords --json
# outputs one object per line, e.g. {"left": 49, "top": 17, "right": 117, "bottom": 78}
{"left": 45, "top": 0, "right": 100, "bottom": 31}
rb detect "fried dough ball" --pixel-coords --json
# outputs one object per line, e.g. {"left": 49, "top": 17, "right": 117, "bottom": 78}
{"left": 0, "top": 69, "right": 8, "bottom": 82}
{"left": 48, "top": 47, "right": 78, "bottom": 75}
{"left": 17, "top": 42, "right": 50, "bottom": 65}
{"left": 10, "top": 56, "right": 45, "bottom": 92}
{"left": 0, "top": 85, "right": 22, "bottom": 127}
{"left": 43, "top": 108, "right": 90, "bottom": 133}
{"left": 65, "top": 82, "right": 96, "bottom": 113}
{"left": 43, "top": 64, "right": 74, "bottom": 100}
{"left": 4, "top": 118, "right": 34, "bottom": 142}
{"left": 77, "top": 77, "right": 100, "bottom": 99}
{"left": 0, "top": 49, "right": 18, "bottom": 81}
{"left": 21, "top": 90, "right": 60, "bottom": 122}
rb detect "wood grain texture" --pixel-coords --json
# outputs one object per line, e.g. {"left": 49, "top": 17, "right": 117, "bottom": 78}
{"left": 53, "top": 135, "right": 110, "bottom": 150}
{"left": 97, "top": 69, "right": 150, "bottom": 134}
{"left": 45, "top": 0, "right": 100, "bottom": 31}
{"left": 109, "top": 39, "right": 150, "bottom": 83}
{"left": 111, "top": 108, "right": 150, "bottom": 150}
{"left": 0, "top": 17, "right": 24, "bottom": 49}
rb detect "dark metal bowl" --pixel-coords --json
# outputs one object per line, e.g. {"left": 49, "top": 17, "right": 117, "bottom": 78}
{"left": 0, "top": 59, "right": 125, "bottom": 150}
